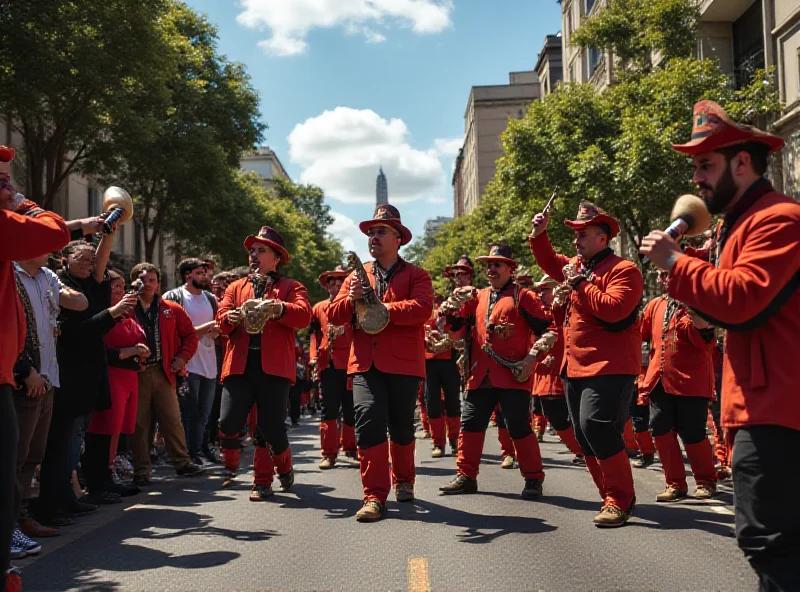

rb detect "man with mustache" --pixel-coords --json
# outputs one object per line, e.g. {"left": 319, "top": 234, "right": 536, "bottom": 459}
{"left": 530, "top": 203, "right": 644, "bottom": 528}
{"left": 640, "top": 101, "right": 800, "bottom": 591}
{"left": 439, "top": 244, "right": 553, "bottom": 500}
{"left": 216, "top": 227, "right": 311, "bottom": 500}
{"left": 327, "top": 205, "right": 433, "bottom": 522}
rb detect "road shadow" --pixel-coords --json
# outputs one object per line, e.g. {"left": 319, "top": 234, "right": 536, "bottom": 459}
{"left": 23, "top": 507, "right": 265, "bottom": 592}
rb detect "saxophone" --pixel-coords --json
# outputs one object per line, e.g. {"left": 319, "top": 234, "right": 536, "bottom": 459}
{"left": 425, "top": 316, "right": 455, "bottom": 355}
{"left": 346, "top": 252, "right": 390, "bottom": 334}
{"left": 327, "top": 322, "right": 345, "bottom": 363}
{"left": 240, "top": 268, "right": 280, "bottom": 335}
{"left": 481, "top": 330, "right": 557, "bottom": 383}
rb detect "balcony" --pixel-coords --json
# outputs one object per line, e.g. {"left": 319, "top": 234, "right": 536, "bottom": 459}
{"left": 699, "top": 0, "right": 756, "bottom": 22}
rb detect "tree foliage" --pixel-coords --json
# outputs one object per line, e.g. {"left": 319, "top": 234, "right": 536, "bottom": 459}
{"left": 416, "top": 0, "right": 781, "bottom": 281}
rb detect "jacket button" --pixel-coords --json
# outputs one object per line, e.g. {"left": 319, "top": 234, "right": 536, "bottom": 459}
{"left": 373, "top": 341, "right": 377, "bottom": 348}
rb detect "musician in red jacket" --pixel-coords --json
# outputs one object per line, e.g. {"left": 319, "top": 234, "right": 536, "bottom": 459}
{"left": 310, "top": 265, "right": 356, "bottom": 469}
{"left": 641, "top": 100, "right": 800, "bottom": 590}
{"left": 216, "top": 227, "right": 312, "bottom": 500}
{"left": 1, "top": 144, "right": 70, "bottom": 592}
{"left": 327, "top": 205, "right": 433, "bottom": 522}
{"left": 439, "top": 244, "right": 553, "bottom": 500}
{"left": 530, "top": 203, "right": 643, "bottom": 527}
{"left": 640, "top": 287, "right": 717, "bottom": 502}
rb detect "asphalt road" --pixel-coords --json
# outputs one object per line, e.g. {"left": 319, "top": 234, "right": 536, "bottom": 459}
{"left": 17, "top": 417, "right": 756, "bottom": 592}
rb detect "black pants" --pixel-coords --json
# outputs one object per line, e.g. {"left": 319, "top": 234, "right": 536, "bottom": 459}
{"left": 630, "top": 391, "right": 650, "bottom": 434}
{"left": 540, "top": 396, "right": 571, "bottom": 432}
{"left": 82, "top": 432, "right": 113, "bottom": 492}
{"left": 531, "top": 396, "right": 543, "bottom": 416}
{"left": 288, "top": 381, "right": 302, "bottom": 424}
{"left": 1, "top": 385, "right": 19, "bottom": 589}
{"left": 424, "top": 359, "right": 461, "bottom": 419}
{"left": 565, "top": 375, "right": 635, "bottom": 460}
{"left": 35, "top": 392, "right": 77, "bottom": 515}
{"left": 733, "top": 425, "right": 800, "bottom": 592}
{"left": 463, "top": 387, "right": 533, "bottom": 440}
{"left": 219, "top": 350, "right": 290, "bottom": 453}
{"left": 352, "top": 365, "right": 420, "bottom": 449}
{"left": 649, "top": 382, "right": 708, "bottom": 444}
{"left": 320, "top": 368, "right": 354, "bottom": 426}
{"left": 205, "top": 380, "right": 223, "bottom": 447}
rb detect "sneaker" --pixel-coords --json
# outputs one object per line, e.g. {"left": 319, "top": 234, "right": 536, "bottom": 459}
{"left": 192, "top": 456, "right": 207, "bottom": 467}
{"left": 716, "top": 466, "right": 732, "bottom": 481}
{"left": 221, "top": 470, "right": 237, "bottom": 488}
{"left": 278, "top": 469, "right": 295, "bottom": 492}
{"left": 656, "top": 486, "right": 688, "bottom": 503}
{"left": 431, "top": 446, "right": 444, "bottom": 458}
{"left": 395, "top": 482, "right": 414, "bottom": 502}
{"left": 694, "top": 483, "right": 717, "bottom": 500}
{"left": 175, "top": 462, "right": 205, "bottom": 477}
{"left": 548, "top": 426, "right": 557, "bottom": 436}
{"left": 521, "top": 478, "right": 544, "bottom": 500}
{"left": 105, "top": 482, "right": 141, "bottom": 497}
{"left": 202, "top": 447, "right": 221, "bottom": 465}
{"left": 12, "top": 528, "right": 41, "bottom": 555}
{"left": 249, "top": 484, "right": 274, "bottom": 501}
{"left": 501, "top": 455, "right": 515, "bottom": 469}
{"left": 572, "top": 454, "right": 586, "bottom": 466}
{"left": 9, "top": 543, "right": 27, "bottom": 560}
{"left": 319, "top": 457, "right": 336, "bottom": 470}
{"left": 60, "top": 499, "right": 98, "bottom": 515}
{"left": 439, "top": 474, "right": 478, "bottom": 495}
{"left": 83, "top": 491, "right": 122, "bottom": 505}
{"left": 593, "top": 503, "right": 629, "bottom": 528}
{"left": 633, "top": 453, "right": 655, "bottom": 468}
{"left": 355, "top": 500, "right": 385, "bottom": 522}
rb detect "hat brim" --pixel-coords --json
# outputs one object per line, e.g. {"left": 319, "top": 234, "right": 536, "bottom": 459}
{"left": 564, "top": 214, "right": 620, "bottom": 239}
{"left": 476, "top": 255, "right": 518, "bottom": 269}
{"left": 443, "top": 264, "right": 474, "bottom": 278}
{"left": 243, "top": 235, "right": 291, "bottom": 263}
{"left": 673, "top": 127, "right": 785, "bottom": 156}
{"left": 358, "top": 220, "right": 412, "bottom": 246}
{"left": 318, "top": 271, "right": 349, "bottom": 288}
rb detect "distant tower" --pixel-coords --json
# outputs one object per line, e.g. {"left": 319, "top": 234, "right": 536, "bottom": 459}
{"left": 376, "top": 167, "right": 389, "bottom": 206}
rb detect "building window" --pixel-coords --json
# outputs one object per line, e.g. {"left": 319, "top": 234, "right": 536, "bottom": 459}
{"left": 732, "top": 0, "right": 765, "bottom": 89}
{"left": 87, "top": 187, "right": 100, "bottom": 216}
{"left": 588, "top": 47, "right": 603, "bottom": 74}
{"left": 585, "top": 0, "right": 596, "bottom": 15}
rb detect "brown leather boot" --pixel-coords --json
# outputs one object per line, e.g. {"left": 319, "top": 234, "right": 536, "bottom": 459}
{"left": 694, "top": 483, "right": 716, "bottom": 500}
{"left": 593, "top": 503, "right": 628, "bottom": 528}
{"left": 319, "top": 457, "right": 336, "bottom": 470}
{"left": 18, "top": 516, "right": 60, "bottom": 538}
{"left": 355, "top": 500, "right": 385, "bottom": 522}
{"left": 431, "top": 446, "right": 444, "bottom": 458}
{"left": 656, "top": 486, "right": 688, "bottom": 502}
{"left": 395, "top": 482, "right": 414, "bottom": 502}
{"left": 249, "top": 484, "right": 274, "bottom": 501}
{"left": 501, "top": 455, "right": 515, "bottom": 469}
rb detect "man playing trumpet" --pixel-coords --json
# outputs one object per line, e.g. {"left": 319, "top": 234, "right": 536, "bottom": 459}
{"left": 530, "top": 203, "right": 643, "bottom": 527}
{"left": 309, "top": 265, "right": 356, "bottom": 469}
{"left": 215, "top": 226, "right": 311, "bottom": 501}
{"left": 439, "top": 244, "right": 553, "bottom": 500}
{"left": 327, "top": 205, "right": 433, "bottom": 522}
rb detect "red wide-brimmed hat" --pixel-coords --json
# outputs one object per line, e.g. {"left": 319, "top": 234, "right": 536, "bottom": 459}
{"left": 318, "top": 265, "right": 349, "bottom": 288}
{"left": 0, "top": 145, "right": 14, "bottom": 176}
{"left": 443, "top": 255, "right": 475, "bottom": 278}
{"left": 476, "top": 244, "right": 518, "bottom": 269}
{"left": 244, "top": 226, "right": 291, "bottom": 263}
{"left": 673, "top": 100, "right": 784, "bottom": 156}
{"left": 358, "top": 204, "right": 412, "bottom": 246}
{"left": 564, "top": 202, "right": 620, "bottom": 239}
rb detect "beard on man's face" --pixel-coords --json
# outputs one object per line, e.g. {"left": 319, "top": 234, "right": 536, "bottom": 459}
{"left": 191, "top": 277, "right": 209, "bottom": 290}
{"left": 700, "top": 161, "right": 738, "bottom": 215}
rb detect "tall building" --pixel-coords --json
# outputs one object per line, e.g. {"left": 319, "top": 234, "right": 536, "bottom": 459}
{"left": 424, "top": 216, "right": 453, "bottom": 237}
{"left": 376, "top": 166, "right": 389, "bottom": 205}
{"left": 453, "top": 71, "right": 541, "bottom": 217}
{"left": 240, "top": 146, "right": 291, "bottom": 191}
{"left": 535, "top": 33, "right": 564, "bottom": 98}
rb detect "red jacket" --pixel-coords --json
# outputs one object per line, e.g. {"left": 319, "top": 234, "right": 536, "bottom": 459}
{"left": 532, "top": 307, "right": 565, "bottom": 396}
{"left": 217, "top": 276, "right": 312, "bottom": 383}
{"left": 530, "top": 235, "right": 643, "bottom": 378}
{"left": 154, "top": 298, "right": 199, "bottom": 387}
{"left": 640, "top": 296, "right": 714, "bottom": 398}
{"left": 668, "top": 184, "right": 800, "bottom": 431}
{"left": 0, "top": 210, "right": 70, "bottom": 386}
{"left": 309, "top": 298, "right": 354, "bottom": 371}
{"left": 327, "top": 259, "right": 433, "bottom": 378}
{"left": 452, "top": 282, "right": 550, "bottom": 391}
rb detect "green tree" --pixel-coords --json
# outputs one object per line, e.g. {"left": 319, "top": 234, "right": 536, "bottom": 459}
{"left": 0, "top": 0, "right": 175, "bottom": 209}
{"left": 272, "top": 177, "right": 334, "bottom": 235}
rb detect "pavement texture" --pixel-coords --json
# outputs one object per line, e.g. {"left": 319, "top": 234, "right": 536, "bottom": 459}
{"left": 16, "top": 417, "right": 755, "bottom": 592}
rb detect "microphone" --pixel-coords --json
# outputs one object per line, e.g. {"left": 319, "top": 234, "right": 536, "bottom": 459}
{"left": 642, "top": 195, "right": 711, "bottom": 265}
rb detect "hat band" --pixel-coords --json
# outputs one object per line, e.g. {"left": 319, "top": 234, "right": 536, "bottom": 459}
{"left": 691, "top": 129, "right": 714, "bottom": 140}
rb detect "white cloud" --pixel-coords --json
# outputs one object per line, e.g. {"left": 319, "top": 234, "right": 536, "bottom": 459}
{"left": 288, "top": 107, "right": 450, "bottom": 205}
{"left": 236, "top": 0, "right": 453, "bottom": 55}
{"left": 329, "top": 211, "right": 371, "bottom": 261}
{"left": 433, "top": 137, "right": 462, "bottom": 157}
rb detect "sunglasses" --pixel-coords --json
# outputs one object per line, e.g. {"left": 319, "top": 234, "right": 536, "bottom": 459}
{"left": 453, "top": 271, "right": 471, "bottom": 278}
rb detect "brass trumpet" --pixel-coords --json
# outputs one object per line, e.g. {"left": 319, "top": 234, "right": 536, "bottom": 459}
{"left": 100, "top": 186, "right": 134, "bottom": 234}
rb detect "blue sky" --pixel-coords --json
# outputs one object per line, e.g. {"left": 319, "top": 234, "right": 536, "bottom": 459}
{"left": 185, "top": 0, "right": 563, "bottom": 259}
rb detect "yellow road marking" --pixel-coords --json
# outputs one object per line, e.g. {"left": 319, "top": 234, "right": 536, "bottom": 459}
{"left": 408, "top": 557, "right": 431, "bottom": 592}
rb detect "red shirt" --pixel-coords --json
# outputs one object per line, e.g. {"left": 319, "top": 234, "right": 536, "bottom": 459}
{"left": 327, "top": 259, "right": 433, "bottom": 378}
{"left": 640, "top": 296, "right": 715, "bottom": 398}
{"left": 0, "top": 210, "right": 70, "bottom": 386}
{"left": 530, "top": 234, "right": 643, "bottom": 378}
{"left": 309, "top": 298, "right": 354, "bottom": 371}
{"left": 453, "top": 282, "right": 550, "bottom": 391}
{"left": 668, "top": 185, "right": 800, "bottom": 431}
{"left": 532, "top": 307, "right": 565, "bottom": 396}
{"left": 217, "top": 276, "right": 312, "bottom": 383}
{"left": 154, "top": 299, "right": 199, "bottom": 387}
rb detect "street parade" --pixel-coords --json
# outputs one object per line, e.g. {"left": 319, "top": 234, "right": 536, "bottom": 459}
{"left": 1, "top": 1, "right": 799, "bottom": 591}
